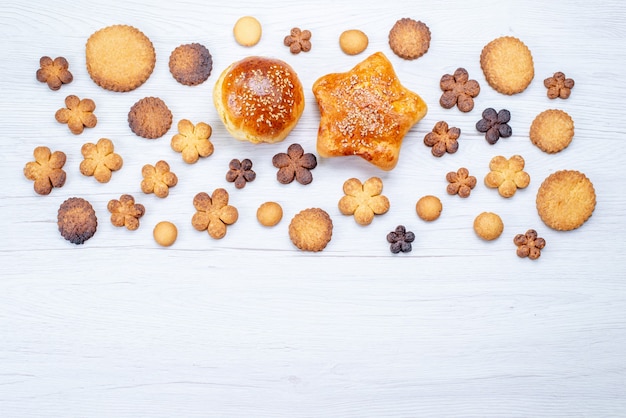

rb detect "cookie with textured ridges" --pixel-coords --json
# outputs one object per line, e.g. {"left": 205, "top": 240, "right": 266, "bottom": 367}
{"left": 388, "top": 18, "right": 431, "bottom": 60}
{"left": 86, "top": 24, "right": 156, "bottom": 92}
{"left": 289, "top": 208, "right": 333, "bottom": 252}
{"left": 169, "top": 43, "right": 213, "bottom": 86}
{"left": 529, "top": 109, "right": 574, "bottom": 153}
{"left": 536, "top": 170, "right": 596, "bottom": 231}
{"left": 128, "top": 97, "right": 173, "bottom": 139}
{"left": 57, "top": 197, "right": 98, "bottom": 245}
{"left": 480, "top": 36, "right": 534, "bottom": 95}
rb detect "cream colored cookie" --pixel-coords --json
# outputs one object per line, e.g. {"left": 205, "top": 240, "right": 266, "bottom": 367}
{"left": 473, "top": 212, "right": 504, "bottom": 241}
{"left": 416, "top": 195, "right": 442, "bottom": 221}
{"left": 289, "top": 208, "right": 333, "bottom": 252}
{"left": 153, "top": 221, "right": 177, "bottom": 246}
{"left": 257, "top": 201, "right": 283, "bottom": 227}
{"left": 529, "top": 109, "right": 574, "bottom": 153}
{"left": 233, "top": 16, "right": 262, "bottom": 46}
{"left": 480, "top": 36, "right": 534, "bottom": 95}
{"left": 339, "top": 29, "right": 368, "bottom": 55}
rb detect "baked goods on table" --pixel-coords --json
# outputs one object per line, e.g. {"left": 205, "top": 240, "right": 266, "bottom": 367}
{"left": 272, "top": 143, "right": 317, "bottom": 185}
{"left": 141, "top": 161, "right": 178, "bottom": 198}
{"left": 484, "top": 155, "right": 531, "bottom": 198}
{"left": 169, "top": 43, "right": 213, "bottom": 86}
{"left": 473, "top": 212, "right": 504, "bottom": 241}
{"left": 423, "top": 121, "right": 460, "bottom": 157}
{"left": 213, "top": 56, "right": 305, "bottom": 144}
{"left": 55, "top": 95, "right": 97, "bottom": 135}
{"left": 529, "top": 109, "right": 574, "bottom": 154}
{"left": 24, "top": 146, "right": 67, "bottom": 195}
{"left": 339, "top": 30, "right": 368, "bottom": 55}
{"left": 79, "top": 138, "right": 123, "bottom": 183}
{"left": 416, "top": 195, "right": 442, "bottom": 222}
{"left": 480, "top": 36, "right": 534, "bottom": 95}
{"left": 170, "top": 119, "right": 214, "bottom": 164}
{"left": 284, "top": 27, "right": 312, "bottom": 54}
{"left": 439, "top": 68, "right": 480, "bottom": 112}
{"left": 514, "top": 229, "right": 546, "bottom": 260}
{"left": 312, "top": 52, "right": 428, "bottom": 171}
{"left": 107, "top": 194, "right": 145, "bottom": 231}
{"left": 57, "top": 197, "right": 97, "bottom": 245}
{"left": 191, "top": 189, "right": 239, "bottom": 239}
{"left": 128, "top": 97, "right": 173, "bottom": 139}
{"left": 338, "top": 177, "right": 390, "bottom": 226}
{"left": 256, "top": 202, "right": 283, "bottom": 227}
{"left": 153, "top": 221, "right": 178, "bottom": 247}
{"left": 288, "top": 208, "right": 333, "bottom": 252}
{"left": 233, "top": 16, "right": 262, "bottom": 47}
{"left": 36, "top": 56, "right": 73, "bottom": 90}
{"left": 388, "top": 18, "right": 431, "bottom": 60}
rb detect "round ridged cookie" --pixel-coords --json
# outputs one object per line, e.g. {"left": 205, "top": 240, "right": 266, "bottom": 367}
{"left": 57, "top": 197, "right": 98, "bottom": 245}
{"left": 536, "top": 170, "right": 596, "bottom": 231}
{"left": 289, "top": 208, "right": 333, "bottom": 252}
{"left": 86, "top": 25, "right": 156, "bottom": 92}
{"left": 169, "top": 43, "right": 213, "bottom": 86}
{"left": 128, "top": 97, "right": 173, "bottom": 139}
{"left": 480, "top": 36, "right": 534, "bottom": 95}
{"left": 529, "top": 109, "right": 574, "bottom": 153}
{"left": 388, "top": 18, "right": 431, "bottom": 60}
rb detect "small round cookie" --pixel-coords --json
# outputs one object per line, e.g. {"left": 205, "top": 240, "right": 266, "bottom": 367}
{"left": 388, "top": 18, "right": 431, "bottom": 60}
{"left": 529, "top": 109, "right": 574, "bottom": 153}
{"left": 289, "top": 208, "right": 333, "bottom": 252}
{"left": 57, "top": 197, "right": 97, "bottom": 245}
{"left": 86, "top": 25, "right": 156, "bottom": 92}
{"left": 257, "top": 201, "right": 283, "bottom": 227}
{"left": 416, "top": 195, "right": 442, "bottom": 221}
{"left": 233, "top": 16, "right": 262, "bottom": 47}
{"left": 480, "top": 36, "right": 534, "bottom": 95}
{"left": 536, "top": 170, "right": 596, "bottom": 231}
{"left": 128, "top": 97, "right": 173, "bottom": 139}
{"left": 153, "top": 221, "right": 178, "bottom": 247}
{"left": 169, "top": 43, "right": 213, "bottom": 86}
{"left": 339, "top": 29, "right": 368, "bottom": 55}
{"left": 473, "top": 212, "right": 504, "bottom": 241}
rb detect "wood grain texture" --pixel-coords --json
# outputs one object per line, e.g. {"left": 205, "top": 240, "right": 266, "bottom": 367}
{"left": 1, "top": 0, "right": 626, "bottom": 416}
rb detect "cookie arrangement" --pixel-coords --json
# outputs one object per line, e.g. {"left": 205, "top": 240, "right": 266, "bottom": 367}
{"left": 27, "top": 17, "right": 596, "bottom": 258}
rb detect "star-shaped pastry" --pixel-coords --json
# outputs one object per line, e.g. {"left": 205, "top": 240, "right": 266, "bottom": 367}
{"left": 312, "top": 52, "right": 428, "bottom": 170}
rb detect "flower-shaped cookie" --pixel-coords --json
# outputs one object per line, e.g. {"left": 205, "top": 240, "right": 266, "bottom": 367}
{"left": 446, "top": 167, "right": 476, "bottom": 198}
{"left": 55, "top": 95, "right": 97, "bottom": 135}
{"left": 387, "top": 225, "right": 415, "bottom": 254}
{"left": 484, "top": 155, "right": 530, "bottom": 198}
{"left": 80, "top": 138, "right": 123, "bottom": 183}
{"left": 191, "top": 189, "right": 239, "bottom": 239}
{"left": 107, "top": 194, "right": 145, "bottom": 231}
{"left": 338, "top": 177, "right": 390, "bottom": 225}
{"left": 141, "top": 160, "right": 178, "bottom": 198}
{"left": 514, "top": 229, "right": 546, "bottom": 260}
{"left": 36, "top": 56, "right": 73, "bottom": 90}
{"left": 23, "top": 146, "right": 67, "bottom": 195}
{"left": 272, "top": 143, "right": 317, "bottom": 185}
{"left": 544, "top": 72, "right": 574, "bottom": 100}
{"left": 170, "top": 119, "right": 214, "bottom": 164}
{"left": 226, "top": 158, "right": 256, "bottom": 189}
{"left": 476, "top": 108, "right": 511, "bottom": 144}
{"left": 439, "top": 67, "right": 480, "bottom": 112}
{"left": 424, "top": 121, "right": 460, "bottom": 157}
{"left": 284, "top": 27, "right": 312, "bottom": 54}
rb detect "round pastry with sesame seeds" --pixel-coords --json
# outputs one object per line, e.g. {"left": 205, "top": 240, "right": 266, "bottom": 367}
{"left": 213, "top": 56, "right": 305, "bottom": 144}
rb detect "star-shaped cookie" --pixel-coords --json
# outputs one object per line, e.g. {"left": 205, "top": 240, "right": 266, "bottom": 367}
{"left": 312, "top": 52, "right": 428, "bottom": 170}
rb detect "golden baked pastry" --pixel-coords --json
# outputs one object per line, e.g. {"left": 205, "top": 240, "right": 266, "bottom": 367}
{"left": 480, "top": 36, "right": 534, "bottom": 95}
{"left": 24, "top": 146, "right": 67, "bottom": 195}
{"left": 312, "top": 52, "right": 428, "bottom": 171}
{"left": 86, "top": 25, "right": 156, "bottom": 92}
{"left": 169, "top": 43, "right": 213, "bottom": 86}
{"left": 338, "top": 177, "right": 390, "bottom": 225}
{"left": 57, "top": 197, "right": 97, "bottom": 245}
{"left": 289, "top": 208, "right": 333, "bottom": 252}
{"left": 213, "top": 56, "right": 305, "bottom": 144}
{"left": 55, "top": 95, "right": 97, "bottom": 135}
{"left": 192, "top": 189, "right": 239, "bottom": 239}
{"left": 80, "top": 138, "right": 123, "bottom": 183}
{"left": 529, "top": 109, "right": 574, "bottom": 154}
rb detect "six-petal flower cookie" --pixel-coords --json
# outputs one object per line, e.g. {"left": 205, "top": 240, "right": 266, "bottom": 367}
{"left": 23, "top": 146, "right": 67, "bottom": 195}
{"left": 55, "top": 95, "right": 97, "bottom": 135}
{"left": 80, "top": 138, "right": 123, "bottom": 183}
{"left": 272, "top": 143, "right": 317, "bottom": 185}
{"left": 107, "top": 194, "right": 145, "bottom": 231}
{"left": 191, "top": 189, "right": 239, "bottom": 239}
{"left": 484, "top": 155, "right": 530, "bottom": 198}
{"left": 446, "top": 167, "right": 476, "bottom": 198}
{"left": 171, "top": 119, "right": 214, "bottom": 164}
{"left": 36, "top": 56, "right": 73, "bottom": 90}
{"left": 439, "top": 67, "right": 480, "bottom": 112}
{"left": 338, "top": 177, "right": 390, "bottom": 225}
{"left": 424, "top": 121, "right": 460, "bottom": 157}
{"left": 141, "top": 160, "right": 178, "bottom": 198}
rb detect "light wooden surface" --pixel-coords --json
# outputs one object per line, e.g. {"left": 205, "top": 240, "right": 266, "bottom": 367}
{"left": 1, "top": 1, "right": 626, "bottom": 416}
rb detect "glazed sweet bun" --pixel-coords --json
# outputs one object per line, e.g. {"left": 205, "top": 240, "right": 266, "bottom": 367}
{"left": 213, "top": 56, "right": 305, "bottom": 144}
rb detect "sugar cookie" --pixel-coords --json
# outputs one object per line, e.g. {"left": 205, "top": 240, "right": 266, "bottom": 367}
{"left": 480, "top": 36, "right": 534, "bottom": 95}
{"left": 339, "top": 29, "right": 368, "bottom": 55}
{"left": 256, "top": 202, "right": 283, "bottom": 227}
{"left": 416, "top": 195, "right": 442, "bottom": 221}
{"left": 153, "top": 221, "right": 177, "bottom": 246}
{"left": 233, "top": 16, "right": 262, "bottom": 46}
{"left": 473, "top": 212, "right": 504, "bottom": 241}
{"left": 529, "top": 109, "right": 574, "bottom": 154}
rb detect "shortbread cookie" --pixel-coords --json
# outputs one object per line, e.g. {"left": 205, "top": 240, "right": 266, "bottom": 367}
{"left": 388, "top": 18, "right": 431, "bottom": 60}
{"left": 480, "top": 36, "right": 534, "bottom": 95}
{"left": 536, "top": 170, "right": 596, "bottom": 231}
{"left": 289, "top": 208, "right": 333, "bottom": 252}
{"left": 473, "top": 212, "right": 504, "bottom": 241}
{"left": 416, "top": 195, "right": 442, "bottom": 221}
{"left": 80, "top": 138, "right": 123, "bottom": 183}
{"left": 128, "top": 97, "right": 173, "bottom": 139}
{"left": 86, "top": 25, "right": 156, "bottom": 92}
{"left": 339, "top": 29, "right": 368, "bottom": 55}
{"left": 153, "top": 221, "right": 178, "bottom": 247}
{"left": 529, "top": 109, "right": 574, "bottom": 153}
{"left": 233, "top": 16, "right": 262, "bottom": 46}
{"left": 256, "top": 202, "right": 283, "bottom": 227}
{"left": 57, "top": 197, "right": 97, "bottom": 245}
{"left": 169, "top": 43, "right": 213, "bottom": 86}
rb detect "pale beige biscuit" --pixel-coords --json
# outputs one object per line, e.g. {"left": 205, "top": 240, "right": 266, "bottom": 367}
{"left": 233, "top": 16, "right": 262, "bottom": 46}
{"left": 480, "top": 36, "right": 534, "bottom": 95}
{"left": 289, "top": 208, "right": 333, "bottom": 252}
{"left": 128, "top": 97, "right": 173, "bottom": 139}
{"left": 339, "top": 29, "right": 368, "bottom": 55}
{"left": 256, "top": 201, "right": 283, "bottom": 227}
{"left": 473, "top": 212, "right": 504, "bottom": 241}
{"left": 536, "top": 170, "right": 596, "bottom": 231}
{"left": 415, "top": 195, "right": 442, "bottom": 221}
{"left": 529, "top": 109, "right": 574, "bottom": 153}
{"left": 153, "top": 221, "right": 177, "bottom": 246}
{"left": 86, "top": 25, "right": 156, "bottom": 92}
{"left": 388, "top": 18, "right": 431, "bottom": 60}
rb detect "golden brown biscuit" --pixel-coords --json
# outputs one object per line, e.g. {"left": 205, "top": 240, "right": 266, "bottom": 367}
{"left": 141, "top": 160, "right": 178, "bottom": 198}
{"left": 289, "top": 208, "right": 333, "bottom": 252}
{"left": 256, "top": 202, "right": 283, "bottom": 227}
{"left": 86, "top": 25, "right": 156, "bottom": 92}
{"left": 55, "top": 95, "right": 97, "bottom": 135}
{"left": 24, "top": 146, "right": 67, "bottom": 195}
{"left": 416, "top": 195, "right": 442, "bottom": 221}
{"left": 191, "top": 189, "right": 239, "bottom": 239}
{"left": 80, "top": 138, "right": 123, "bottom": 183}
{"left": 480, "top": 36, "right": 534, "bottom": 95}
{"left": 473, "top": 212, "right": 504, "bottom": 241}
{"left": 484, "top": 155, "right": 530, "bottom": 198}
{"left": 107, "top": 194, "right": 145, "bottom": 231}
{"left": 312, "top": 52, "right": 428, "bottom": 171}
{"left": 388, "top": 18, "right": 431, "bottom": 60}
{"left": 171, "top": 119, "right": 214, "bottom": 164}
{"left": 338, "top": 177, "right": 390, "bottom": 225}
{"left": 128, "top": 97, "right": 173, "bottom": 139}
{"left": 233, "top": 16, "right": 262, "bottom": 47}
{"left": 339, "top": 29, "right": 368, "bottom": 55}
{"left": 169, "top": 43, "right": 213, "bottom": 86}
{"left": 536, "top": 170, "right": 596, "bottom": 231}
{"left": 153, "top": 221, "right": 178, "bottom": 246}
{"left": 57, "top": 197, "right": 97, "bottom": 245}
{"left": 36, "top": 56, "right": 73, "bottom": 90}
{"left": 529, "top": 109, "right": 574, "bottom": 154}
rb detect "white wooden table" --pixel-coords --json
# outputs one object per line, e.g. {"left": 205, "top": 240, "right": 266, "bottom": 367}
{"left": 1, "top": 1, "right": 625, "bottom": 416}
